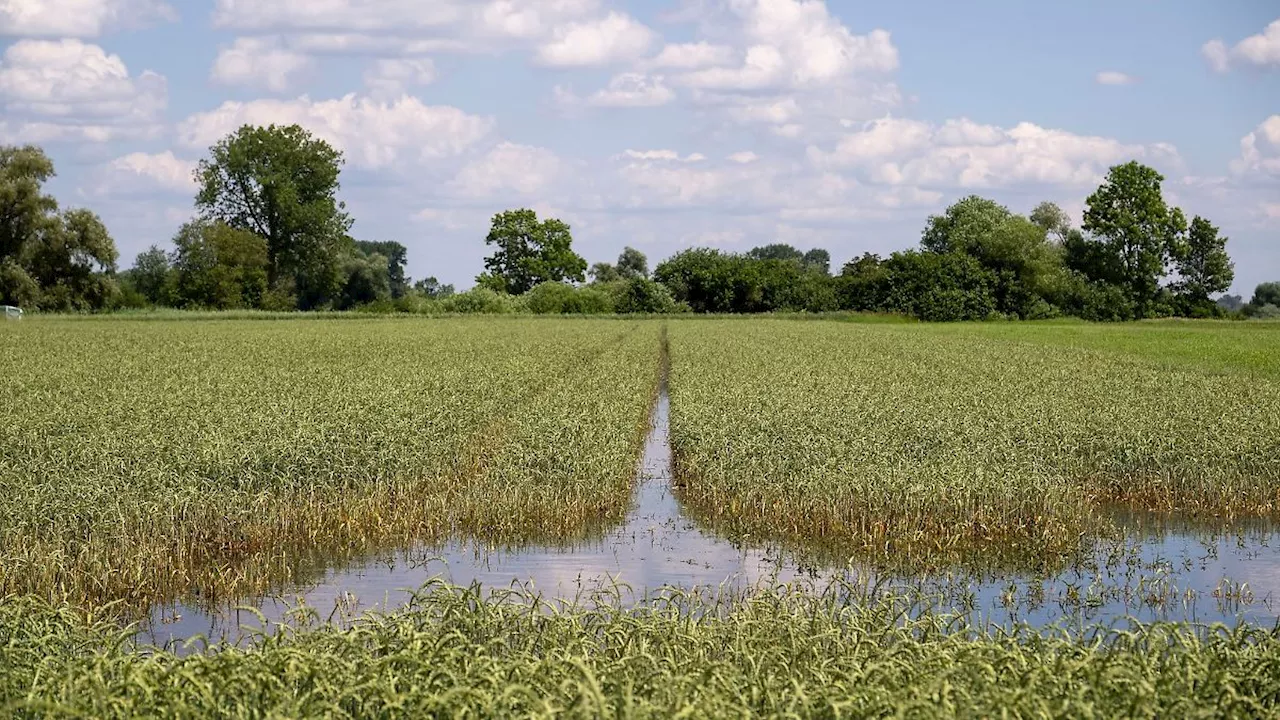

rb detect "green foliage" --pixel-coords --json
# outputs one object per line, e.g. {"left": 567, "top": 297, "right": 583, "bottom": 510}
{"left": 0, "top": 146, "right": 119, "bottom": 311}
{"left": 654, "top": 248, "right": 836, "bottom": 313}
{"left": 611, "top": 277, "right": 682, "bottom": 314}
{"left": 525, "top": 281, "right": 614, "bottom": 314}
{"left": 481, "top": 209, "right": 586, "bottom": 294}
{"left": 440, "top": 287, "right": 528, "bottom": 314}
{"left": 1245, "top": 282, "right": 1280, "bottom": 318}
{"left": 877, "top": 251, "right": 998, "bottom": 321}
{"left": 1082, "top": 161, "right": 1187, "bottom": 316}
{"left": 413, "top": 276, "right": 455, "bottom": 299}
{"left": 128, "top": 246, "right": 173, "bottom": 306}
{"left": 1029, "top": 201, "right": 1072, "bottom": 243}
{"left": 5, "top": 582, "right": 1280, "bottom": 718}
{"left": 921, "top": 196, "right": 1014, "bottom": 255}
{"left": 1172, "top": 216, "right": 1234, "bottom": 312}
{"left": 171, "top": 220, "right": 270, "bottom": 310}
{"left": 195, "top": 124, "right": 353, "bottom": 309}
{"left": 616, "top": 246, "right": 649, "bottom": 279}
{"left": 353, "top": 240, "right": 409, "bottom": 298}
{"left": 589, "top": 262, "right": 620, "bottom": 283}
{"left": 338, "top": 247, "right": 392, "bottom": 310}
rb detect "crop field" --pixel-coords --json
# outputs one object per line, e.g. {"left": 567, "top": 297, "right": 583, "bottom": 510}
{"left": 0, "top": 317, "right": 660, "bottom": 611}
{"left": 5, "top": 581, "right": 1279, "bottom": 718}
{"left": 3, "top": 315, "right": 1280, "bottom": 716}
{"left": 669, "top": 319, "right": 1280, "bottom": 569}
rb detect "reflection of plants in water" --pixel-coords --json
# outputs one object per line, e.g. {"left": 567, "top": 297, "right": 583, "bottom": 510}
{"left": 8, "top": 579, "right": 1280, "bottom": 717}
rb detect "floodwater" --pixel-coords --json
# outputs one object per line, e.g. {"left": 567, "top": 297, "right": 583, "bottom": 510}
{"left": 143, "top": 384, "right": 1280, "bottom": 649}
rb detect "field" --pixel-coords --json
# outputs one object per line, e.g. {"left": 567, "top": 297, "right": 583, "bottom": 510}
{"left": 2, "top": 314, "right": 1280, "bottom": 715}
{"left": 0, "top": 317, "right": 660, "bottom": 611}
{"left": 669, "top": 319, "right": 1280, "bottom": 569}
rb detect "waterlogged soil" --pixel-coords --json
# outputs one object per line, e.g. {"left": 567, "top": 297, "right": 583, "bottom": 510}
{"left": 143, "top": 386, "right": 1280, "bottom": 649}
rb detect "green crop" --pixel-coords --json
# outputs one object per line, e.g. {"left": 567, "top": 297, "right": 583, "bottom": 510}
{"left": 3, "top": 580, "right": 1279, "bottom": 718}
{"left": 0, "top": 317, "right": 660, "bottom": 613}
{"left": 668, "top": 319, "right": 1280, "bottom": 570}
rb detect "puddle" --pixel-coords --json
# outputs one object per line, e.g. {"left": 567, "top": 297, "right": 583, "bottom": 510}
{"left": 142, "top": 383, "right": 1280, "bottom": 649}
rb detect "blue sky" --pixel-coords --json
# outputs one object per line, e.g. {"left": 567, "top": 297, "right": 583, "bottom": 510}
{"left": 2, "top": 0, "right": 1277, "bottom": 295}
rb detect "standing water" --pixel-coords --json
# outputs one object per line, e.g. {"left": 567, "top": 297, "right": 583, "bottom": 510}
{"left": 143, "top": 381, "right": 1280, "bottom": 648}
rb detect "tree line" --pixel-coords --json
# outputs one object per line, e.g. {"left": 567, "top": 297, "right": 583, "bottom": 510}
{"left": 2, "top": 124, "right": 1276, "bottom": 321}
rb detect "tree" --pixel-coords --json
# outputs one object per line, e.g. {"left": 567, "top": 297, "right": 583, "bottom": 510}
{"left": 1, "top": 145, "right": 119, "bottom": 311}
{"left": 1030, "top": 202, "right": 1072, "bottom": 244}
{"left": 1171, "top": 216, "right": 1234, "bottom": 306}
{"left": 590, "top": 262, "right": 620, "bottom": 283}
{"left": 479, "top": 209, "right": 586, "bottom": 294}
{"left": 802, "top": 248, "right": 831, "bottom": 275}
{"left": 616, "top": 247, "right": 649, "bottom": 279}
{"left": 354, "top": 241, "right": 409, "bottom": 298}
{"left": 921, "top": 196, "right": 1013, "bottom": 255}
{"left": 171, "top": 220, "right": 270, "bottom": 309}
{"left": 746, "top": 244, "right": 804, "bottom": 263}
{"left": 130, "top": 245, "right": 172, "bottom": 305}
{"left": 1245, "top": 282, "right": 1280, "bottom": 318}
{"left": 1082, "top": 161, "right": 1187, "bottom": 316}
{"left": 194, "top": 124, "right": 353, "bottom": 309}
{"left": 414, "top": 277, "right": 455, "bottom": 299}
{"left": 339, "top": 249, "right": 392, "bottom": 309}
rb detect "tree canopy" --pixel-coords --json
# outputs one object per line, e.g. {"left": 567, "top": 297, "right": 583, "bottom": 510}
{"left": 478, "top": 209, "right": 586, "bottom": 294}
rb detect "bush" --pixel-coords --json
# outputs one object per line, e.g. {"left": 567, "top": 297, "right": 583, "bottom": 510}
{"left": 611, "top": 277, "right": 681, "bottom": 314}
{"left": 525, "top": 282, "right": 614, "bottom": 314}
{"left": 441, "top": 287, "right": 527, "bottom": 314}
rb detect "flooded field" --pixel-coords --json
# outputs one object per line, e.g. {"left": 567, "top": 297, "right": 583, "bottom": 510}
{"left": 145, "top": 379, "right": 1280, "bottom": 649}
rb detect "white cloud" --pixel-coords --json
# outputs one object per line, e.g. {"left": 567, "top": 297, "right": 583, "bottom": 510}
{"left": 0, "top": 0, "right": 174, "bottom": 37}
{"left": 1230, "top": 115, "right": 1280, "bottom": 176}
{"left": 1095, "top": 70, "right": 1137, "bottom": 86}
{"left": 0, "top": 39, "right": 165, "bottom": 141}
{"left": 1202, "top": 19, "right": 1280, "bottom": 72}
{"left": 644, "top": 42, "right": 736, "bottom": 70}
{"left": 1262, "top": 202, "right": 1280, "bottom": 220}
{"left": 728, "top": 151, "right": 759, "bottom": 164}
{"left": 583, "top": 73, "right": 674, "bottom": 107}
{"left": 211, "top": 0, "right": 461, "bottom": 33}
{"left": 89, "top": 151, "right": 197, "bottom": 196}
{"left": 363, "top": 58, "right": 437, "bottom": 100}
{"left": 450, "top": 142, "right": 563, "bottom": 197}
{"left": 177, "top": 95, "right": 494, "bottom": 169}
{"left": 535, "top": 12, "right": 654, "bottom": 67}
{"left": 1201, "top": 39, "right": 1230, "bottom": 73}
{"left": 211, "top": 37, "right": 313, "bottom": 92}
{"left": 811, "top": 116, "right": 1178, "bottom": 189}
{"left": 619, "top": 150, "right": 705, "bottom": 162}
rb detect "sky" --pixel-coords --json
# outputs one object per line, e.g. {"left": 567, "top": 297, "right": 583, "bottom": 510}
{"left": 1, "top": 0, "right": 1277, "bottom": 295}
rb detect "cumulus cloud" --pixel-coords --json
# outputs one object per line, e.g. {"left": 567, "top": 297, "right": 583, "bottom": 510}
{"left": 728, "top": 151, "right": 760, "bottom": 163}
{"left": 643, "top": 42, "right": 736, "bottom": 70}
{"left": 450, "top": 142, "right": 564, "bottom": 197}
{"left": 0, "top": 39, "right": 165, "bottom": 142}
{"left": 363, "top": 58, "right": 437, "bottom": 99}
{"left": 535, "top": 12, "right": 654, "bottom": 67}
{"left": 85, "top": 151, "right": 198, "bottom": 196}
{"left": 1095, "top": 70, "right": 1137, "bottom": 86}
{"left": 211, "top": 37, "right": 313, "bottom": 92}
{"left": 1202, "top": 19, "right": 1280, "bottom": 72}
{"left": 583, "top": 73, "right": 674, "bottom": 107}
{"left": 1230, "top": 115, "right": 1280, "bottom": 176}
{"left": 0, "top": 0, "right": 174, "bottom": 37}
{"left": 810, "top": 116, "right": 1179, "bottom": 189}
{"left": 177, "top": 95, "right": 494, "bottom": 169}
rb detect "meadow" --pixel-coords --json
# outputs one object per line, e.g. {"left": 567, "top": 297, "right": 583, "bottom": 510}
{"left": 0, "top": 317, "right": 660, "bottom": 611}
{"left": 2, "top": 314, "right": 1279, "bottom": 716}
{"left": 669, "top": 318, "right": 1280, "bottom": 569}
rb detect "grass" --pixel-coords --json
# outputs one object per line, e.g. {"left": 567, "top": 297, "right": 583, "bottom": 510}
{"left": 0, "top": 317, "right": 661, "bottom": 614}
{"left": 668, "top": 319, "right": 1280, "bottom": 570}
{"left": 3, "top": 580, "right": 1278, "bottom": 718}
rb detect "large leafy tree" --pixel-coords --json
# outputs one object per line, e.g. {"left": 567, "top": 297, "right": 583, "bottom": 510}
{"left": 478, "top": 209, "right": 586, "bottom": 294}
{"left": 1, "top": 145, "right": 119, "bottom": 310}
{"left": 129, "top": 245, "right": 173, "bottom": 305}
{"left": 171, "top": 220, "right": 270, "bottom": 310}
{"left": 1171, "top": 216, "right": 1234, "bottom": 306}
{"left": 1082, "top": 161, "right": 1187, "bottom": 315}
{"left": 921, "top": 196, "right": 1013, "bottom": 255}
{"left": 194, "top": 124, "right": 353, "bottom": 309}
{"left": 354, "top": 240, "right": 409, "bottom": 298}
{"left": 616, "top": 246, "right": 649, "bottom": 279}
